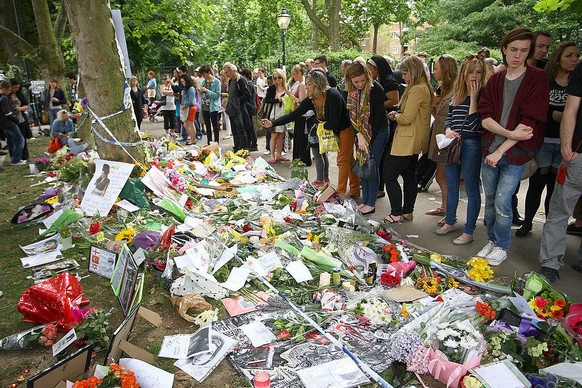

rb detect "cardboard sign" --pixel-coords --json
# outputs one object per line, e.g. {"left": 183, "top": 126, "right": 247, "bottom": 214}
{"left": 88, "top": 246, "right": 117, "bottom": 279}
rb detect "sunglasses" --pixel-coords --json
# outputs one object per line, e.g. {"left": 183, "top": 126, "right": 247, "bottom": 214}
{"left": 273, "top": 76, "right": 282, "bottom": 80}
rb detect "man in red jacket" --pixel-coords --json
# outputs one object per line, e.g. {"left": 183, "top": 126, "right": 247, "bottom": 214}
{"left": 476, "top": 28, "right": 549, "bottom": 266}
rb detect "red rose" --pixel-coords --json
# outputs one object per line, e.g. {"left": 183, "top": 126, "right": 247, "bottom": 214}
{"left": 89, "top": 223, "right": 100, "bottom": 235}
{"left": 380, "top": 272, "right": 401, "bottom": 286}
{"left": 242, "top": 224, "right": 252, "bottom": 233}
{"left": 277, "top": 330, "right": 291, "bottom": 340}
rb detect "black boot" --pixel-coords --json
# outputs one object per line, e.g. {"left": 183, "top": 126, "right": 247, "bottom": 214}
{"left": 512, "top": 194, "right": 524, "bottom": 226}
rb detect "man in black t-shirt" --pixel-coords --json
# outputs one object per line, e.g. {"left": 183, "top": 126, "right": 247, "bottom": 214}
{"left": 538, "top": 61, "right": 582, "bottom": 283}
{"left": 313, "top": 55, "right": 337, "bottom": 88}
{"left": 0, "top": 80, "right": 25, "bottom": 166}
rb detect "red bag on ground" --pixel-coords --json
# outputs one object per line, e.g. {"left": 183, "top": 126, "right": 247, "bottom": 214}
{"left": 17, "top": 273, "right": 88, "bottom": 331}
{"left": 48, "top": 137, "right": 63, "bottom": 153}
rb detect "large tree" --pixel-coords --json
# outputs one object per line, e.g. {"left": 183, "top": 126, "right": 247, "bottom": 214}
{"left": 63, "top": 0, "right": 146, "bottom": 163}
{"left": 301, "top": 0, "right": 342, "bottom": 51}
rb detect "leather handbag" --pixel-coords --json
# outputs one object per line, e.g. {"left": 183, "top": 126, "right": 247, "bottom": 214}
{"left": 432, "top": 138, "right": 461, "bottom": 165}
{"left": 352, "top": 155, "right": 378, "bottom": 180}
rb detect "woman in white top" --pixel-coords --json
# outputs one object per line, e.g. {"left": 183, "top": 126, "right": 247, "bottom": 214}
{"left": 256, "top": 68, "right": 268, "bottom": 100}
{"left": 159, "top": 74, "right": 176, "bottom": 136}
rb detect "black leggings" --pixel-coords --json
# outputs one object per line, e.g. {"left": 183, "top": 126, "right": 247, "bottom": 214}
{"left": 162, "top": 110, "right": 175, "bottom": 131}
{"left": 384, "top": 154, "right": 418, "bottom": 215}
{"left": 202, "top": 110, "right": 220, "bottom": 144}
{"left": 523, "top": 167, "right": 557, "bottom": 227}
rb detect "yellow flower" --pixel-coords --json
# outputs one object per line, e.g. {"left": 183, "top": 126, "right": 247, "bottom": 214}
{"left": 463, "top": 376, "right": 483, "bottom": 388}
{"left": 430, "top": 253, "right": 443, "bottom": 263}
{"left": 168, "top": 142, "right": 179, "bottom": 151}
{"left": 95, "top": 232, "right": 105, "bottom": 242}
{"left": 401, "top": 304, "right": 410, "bottom": 318}
{"left": 447, "top": 276, "right": 459, "bottom": 288}
{"left": 114, "top": 227, "right": 137, "bottom": 243}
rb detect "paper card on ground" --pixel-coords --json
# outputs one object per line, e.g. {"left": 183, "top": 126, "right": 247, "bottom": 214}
{"left": 159, "top": 326, "right": 211, "bottom": 359}
{"left": 174, "top": 331, "right": 237, "bottom": 383}
{"left": 88, "top": 246, "right": 117, "bottom": 279}
{"left": 239, "top": 321, "right": 276, "bottom": 347}
{"left": 185, "top": 244, "right": 211, "bottom": 273}
{"left": 133, "top": 248, "right": 147, "bottom": 266}
{"left": 80, "top": 160, "right": 134, "bottom": 217}
{"left": 195, "top": 187, "right": 215, "bottom": 196}
{"left": 286, "top": 260, "right": 313, "bottom": 282}
{"left": 470, "top": 359, "right": 530, "bottom": 388}
{"left": 220, "top": 266, "right": 250, "bottom": 291}
{"left": 221, "top": 291, "right": 270, "bottom": 317}
{"left": 212, "top": 245, "right": 237, "bottom": 274}
{"left": 383, "top": 286, "right": 428, "bottom": 303}
{"left": 248, "top": 252, "right": 282, "bottom": 277}
{"left": 115, "top": 199, "right": 140, "bottom": 212}
{"left": 42, "top": 208, "right": 64, "bottom": 228}
{"left": 296, "top": 357, "right": 370, "bottom": 388}
{"left": 52, "top": 328, "right": 77, "bottom": 356}
{"left": 21, "top": 250, "right": 64, "bottom": 268}
{"left": 509, "top": 292, "right": 538, "bottom": 319}
{"left": 542, "top": 362, "right": 582, "bottom": 384}
{"left": 21, "top": 235, "right": 62, "bottom": 256}
{"left": 119, "top": 358, "right": 174, "bottom": 388}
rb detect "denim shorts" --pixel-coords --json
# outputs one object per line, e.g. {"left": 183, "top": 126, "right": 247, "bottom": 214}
{"left": 535, "top": 141, "right": 562, "bottom": 169}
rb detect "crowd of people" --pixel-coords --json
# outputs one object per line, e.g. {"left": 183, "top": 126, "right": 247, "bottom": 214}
{"left": 2, "top": 26, "right": 582, "bottom": 285}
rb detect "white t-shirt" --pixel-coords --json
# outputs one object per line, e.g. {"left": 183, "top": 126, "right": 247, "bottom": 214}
{"left": 159, "top": 85, "right": 175, "bottom": 111}
{"left": 256, "top": 77, "right": 267, "bottom": 99}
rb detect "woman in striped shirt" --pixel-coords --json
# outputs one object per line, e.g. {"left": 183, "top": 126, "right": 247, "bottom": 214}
{"left": 435, "top": 56, "right": 486, "bottom": 245}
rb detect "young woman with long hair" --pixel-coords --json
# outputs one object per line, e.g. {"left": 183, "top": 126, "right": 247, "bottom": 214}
{"left": 516, "top": 41, "right": 580, "bottom": 237}
{"left": 345, "top": 62, "right": 388, "bottom": 214}
{"left": 384, "top": 55, "right": 433, "bottom": 223}
{"left": 263, "top": 69, "right": 290, "bottom": 164}
{"left": 43, "top": 78, "right": 67, "bottom": 125}
{"left": 179, "top": 74, "right": 197, "bottom": 145}
{"left": 435, "top": 56, "right": 486, "bottom": 245}
{"left": 426, "top": 55, "right": 458, "bottom": 225}
{"left": 286, "top": 63, "right": 310, "bottom": 165}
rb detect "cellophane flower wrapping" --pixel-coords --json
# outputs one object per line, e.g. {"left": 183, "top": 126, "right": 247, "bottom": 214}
{"left": 17, "top": 273, "right": 86, "bottom": 331}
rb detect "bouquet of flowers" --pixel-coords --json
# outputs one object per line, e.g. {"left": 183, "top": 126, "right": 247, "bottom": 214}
{"left": 354, "top": 298, "right": 398, "bottom": 327}
{"left": 432, "top": 319, "right": 483, "bottom": 364}
{"left": 72, "top": 363, "right": 139, "bottom": 388}
{"left": 34, "top": 156, "right": 52, "bottom": 172}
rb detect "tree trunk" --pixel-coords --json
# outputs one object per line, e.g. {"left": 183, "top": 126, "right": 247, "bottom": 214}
{"left": 31, "top": 0, "right": 65, "bottom": 80}
{"left": 63, "top": 0, "right": 146, "bottom": 164}
{"left": 328, "top": 0, "right": 341, "bottom": 51}
{"left": 372, "top": 24, "right": 379, "bottom": 54}
{"left": 311, "top": 0, "right": 318, "bottom": 50}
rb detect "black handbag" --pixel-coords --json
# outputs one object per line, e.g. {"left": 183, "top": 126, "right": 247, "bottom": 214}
{"left": 352, "top": 155, "right": 377, "bottom": 180}
{"left": 432, "top": 138, "right": 461, "bottom": 165}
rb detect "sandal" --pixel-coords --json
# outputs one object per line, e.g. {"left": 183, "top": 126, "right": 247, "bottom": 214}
{"left": 268, "top": 159, "right": 277, "bottom": 164}
{"left": 425, "top": 207, "right": 446, "bottom": 216}
{"left": 382, "top": 214, "right": 402, "bottom": 224}
{"left": 276, "top": 157, "right": 290, "bottom": 162}
{"left": 402, "top": 213, "right": 414, "bottom": 222}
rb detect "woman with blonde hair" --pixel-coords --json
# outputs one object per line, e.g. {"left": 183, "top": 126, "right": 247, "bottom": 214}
{"left": 263, "top": 68, "right": 290, "bottom": 164}
{"left": 384, "top": 55, "right": 433, "bottom": 223}
{"left": 426, "top": 55, "right": 458, "bottom": 225}
{"left": 43, "top": 78, "right": 67, "bottom": 125}
{"left": 286, "top": 63, "right": 310, "bottom": 164}
{"left": 435, "top": 56, "right": 486, "bottom": 244}
{"left": 261, "top": 69, "right": 350, "bottom": 186}
{"left": 345, "top": 62, "right": 388, "bottom": 214}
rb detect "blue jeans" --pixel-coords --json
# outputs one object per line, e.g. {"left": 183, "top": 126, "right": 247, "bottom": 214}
{"left": 4, "top": 123, "right": 24, "bottom": 164}
{"left": 48, "top": 108, "right": 60, "bottom": 126}
{"left": 444, "top": 138, "right": 482, "bottom": 234}
{"left": 481, "top": 155, "right": 525, "bottom": 250}
{"left": 362, "top": 129, "right": 388, "bottom": 207}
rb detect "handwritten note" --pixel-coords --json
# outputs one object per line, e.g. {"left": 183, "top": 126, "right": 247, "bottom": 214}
{"left": 239, "top": 321, "right": 276, "bottom": 347}
{"left": 119, "top": 358, "right": 174, "bottom": 388}
{"left": 286, "top": 260, "right": 313, "bottom": 282}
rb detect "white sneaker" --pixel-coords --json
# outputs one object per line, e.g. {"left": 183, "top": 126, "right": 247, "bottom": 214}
{"left": 487, "top": 247, "right": 507, "bottom": 266}
{"left": 281, "top": 151, "right": 287, "bottom": 156}
{"left": 476, "top": 240, "right": 496, "bottom": 258}
{"left": 11, "top": 160, "right": 26, "bottom": 166}
{"left": 263, "top": 150, "right": 270, "bottom": 155}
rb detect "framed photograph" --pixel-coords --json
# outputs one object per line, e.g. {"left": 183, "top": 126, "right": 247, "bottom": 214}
{"left": 27, "top": 344, "right": 94, "bottom": 388}
{"left": 118, "top": 251, "right": 139, "bottom": 316}
{"left": 104, "top": 303, "right": 140, "bottom": 364}
{"left": 88, "top": 246, "right": 117, "bottom": 279}
{"left": 110, "top": 244, "right": 131, "bottom": 296}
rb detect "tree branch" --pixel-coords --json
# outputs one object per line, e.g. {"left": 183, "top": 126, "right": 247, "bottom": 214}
{"left": 0, "top": 25, "right": 38, "bottom": 56}
{"left": 54, "top": 2, "right": 67, "bottom": 42}
{"left": 300, "top": 0, "right": 330, "bottom": 39}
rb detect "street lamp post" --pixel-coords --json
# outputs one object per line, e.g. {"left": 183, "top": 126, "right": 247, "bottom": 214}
{"left": 276, "top": 7, "right": 292, "bottom": 71}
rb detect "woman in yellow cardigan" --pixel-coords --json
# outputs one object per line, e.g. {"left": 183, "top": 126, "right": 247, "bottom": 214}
{"left": 384, "top": 55, "right": 433, "bottom": 223}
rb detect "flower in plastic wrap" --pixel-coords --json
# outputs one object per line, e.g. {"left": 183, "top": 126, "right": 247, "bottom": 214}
{"left": 314, "top": 289, "right": 345, "bottom": 312}
{"left": 354, "top": 298, "right": 395, "bottom": 326}
{"left": 466, "top": 257, "right": 494, "bottom": 282}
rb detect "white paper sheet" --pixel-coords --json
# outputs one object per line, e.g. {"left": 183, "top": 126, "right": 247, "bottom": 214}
{"left": 158, "top": 327, "right": 211, "bottom": 359}
{"left": 80, "top": 160, "right": 134, "bottom": 216}
{"left": 20, "top": 250, "right": 64, "bottom": 268}
{"left": 239, "top": 321, "right": 276, "bottom": 347}
{"left": 42, "top": 208, "right": 64, "bottom": 228}
{"left": 119, "top": 358, "right": 174, "bottom": 388}
{"left": 52, "top": 328, "right": 77, "bottom": 356}
{"left": 286, "top": 260, "right": 313, "bottom": 282}
{"left": 220, "top": 266, "right": 250, "bottom": 291}
{"left": 471, "top": 360, "right": 529, "bottom": 388}
{"left": 509, "top": 292, "right": 538, "bottom": 319}
{"left": 542, "top": 362, "right": 582, "bottom": 383}
{"left": 116, "top": 199, "right": 140, "bottom": 212}
{"left": 185, "top": 244, "right": 211, "bottom": 273}
{"left": 212, "top": 245, "right": 237, "bottom": 274}
{"left": 296, "top": 357, "right": 370, "bottom": 388}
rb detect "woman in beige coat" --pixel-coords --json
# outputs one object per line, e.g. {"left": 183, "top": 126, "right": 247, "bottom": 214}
{"left": 384, "top": 55, "right": 433, "bottom": 223}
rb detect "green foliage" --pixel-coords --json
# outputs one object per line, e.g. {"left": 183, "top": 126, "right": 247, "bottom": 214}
{"left": 74, "top": 309, "right": 112, "bottom": 349}
{"left": 535, "top": 0, "right": 582, "bottom": 13}
{"left": 414, "top": 0, "right": 580, "bottom": 61}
